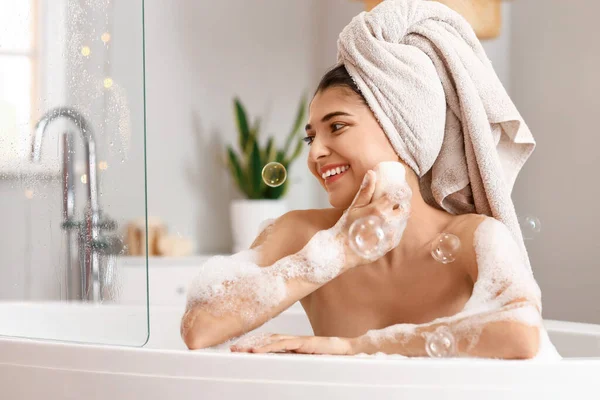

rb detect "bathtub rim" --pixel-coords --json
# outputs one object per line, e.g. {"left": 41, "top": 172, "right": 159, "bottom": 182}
{"left": 2, "top": 302, "right": 600, "bottom": 392}
{"left": 1, "top": 332, "right": 600, "bottom": 395}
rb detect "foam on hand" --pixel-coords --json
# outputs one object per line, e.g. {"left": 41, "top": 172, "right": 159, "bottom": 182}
{"left": 366, "top": 161, "right": 413, "bottom": 251}
{"left": 184, "top": 161, "right": 559, "bottom": 359}
{"left": 184, "top": 165, "right": 416, "bottom": 329}
{"left": 185, "top": 163, "right": 413, "bottom": 318}
{"left": 371, "top": 161, "right": 413, "bottom": 206}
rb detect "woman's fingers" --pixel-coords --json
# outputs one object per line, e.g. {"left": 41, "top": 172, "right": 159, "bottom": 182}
{"left": 351, "top": 170, "right": 377, "bottom": 208}
{"left": 249, "top": 336, "right": 354, "bottom": 355}
{"left": 230, "top": 334, "right": 295, "bottom": 352}
{"left": 250, "top": 338, "right": 303, "bottom": 354}
{"left": 369, "top": 194, "right": 397, "bottom": 217}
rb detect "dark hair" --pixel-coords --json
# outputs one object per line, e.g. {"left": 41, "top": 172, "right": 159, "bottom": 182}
{"left": 314, "top": 64, "right": 367, "bottom": 105}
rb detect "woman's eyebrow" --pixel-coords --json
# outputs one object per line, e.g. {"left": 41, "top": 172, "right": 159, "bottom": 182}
{"left": 305, "top": 111, "right": 353, "bottom": 132}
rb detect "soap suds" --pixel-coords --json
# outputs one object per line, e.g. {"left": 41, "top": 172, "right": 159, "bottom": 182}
{"left": 359, "top": 217, "right": 561, "bottom": 360}
{"left": 183, "top": 163, "right": 559, "bottom": 360}
{"left": 185, "top": 162, "right": 412, "bottom": 328}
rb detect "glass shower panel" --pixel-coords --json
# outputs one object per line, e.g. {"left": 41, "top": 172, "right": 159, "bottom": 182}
{"left": 0, "top": 0, "right": 148, "bottom": 346}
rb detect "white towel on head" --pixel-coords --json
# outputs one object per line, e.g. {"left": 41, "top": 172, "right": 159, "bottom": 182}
{"left": 337, "top": 0, "right": 535, "bottom": 270}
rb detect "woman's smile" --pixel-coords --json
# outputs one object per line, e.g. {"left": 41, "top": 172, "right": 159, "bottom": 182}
{"left": 320, "top": 164, "right": 351, "bottom": 187}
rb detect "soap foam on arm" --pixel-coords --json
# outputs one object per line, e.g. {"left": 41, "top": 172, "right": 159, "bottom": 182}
{"left": 183, "top": 161, "right": 417, "bottom": 351}
{"left": 356, "top": 217, "right": 561, "bottom": 360}
{"left": 181, "top": 211, "right": 350, "bottom": 350}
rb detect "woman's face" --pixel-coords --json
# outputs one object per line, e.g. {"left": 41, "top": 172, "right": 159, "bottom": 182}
{"left": 305, "top": 87, "right": 400, "bottom": 209}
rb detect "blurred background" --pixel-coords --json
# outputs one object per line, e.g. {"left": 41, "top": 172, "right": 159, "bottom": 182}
{"left": 0, "top": 0, "right": 598, "bottom": 327}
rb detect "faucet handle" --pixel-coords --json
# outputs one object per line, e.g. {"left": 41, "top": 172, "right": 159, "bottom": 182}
{"left": 92, "top": 234, "right": 127, "bottom": 255}
{"left": 97, "top": 218, "right": 118, "bottom": 231}
{"left": 61, "top": 218, "right": 117, "bottom": 231}
{"left": 62, "top": 218, "right": 82, "bottom": 230}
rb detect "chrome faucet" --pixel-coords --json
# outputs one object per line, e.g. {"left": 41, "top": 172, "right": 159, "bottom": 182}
{"left": 31, "top": 107, "right": 121, "bottom": 302}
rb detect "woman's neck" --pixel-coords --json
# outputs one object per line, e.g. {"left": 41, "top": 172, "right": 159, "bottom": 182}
{"left": 387, "top": 194, "right": 456, "bottom": 261}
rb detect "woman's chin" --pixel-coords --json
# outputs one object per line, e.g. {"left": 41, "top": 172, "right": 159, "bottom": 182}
{"left": 328, "top": 192, "right": 354, "bottom": 210}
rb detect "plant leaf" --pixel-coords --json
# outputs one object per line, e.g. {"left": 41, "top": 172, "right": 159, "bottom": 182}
{"left": 226, "top": 146, "right": 246, "bottom": 196}
{"left": 234, "top": 98, "right": 251, "bottom": 153}
{"left": 248, "top": 138, "right": 263, "bottom": 199}
{"left": 262, "top": 137, "right": 274, "bottom": 165}
{"left": 245, "top": 116, "right": 261, "bottom": 157}
{"left": 264, "top": 175, "right": 287, "bottom": 199}
{"left": 275, "top": 150, "right": 286, "bottom": 164}
{"left": 251, "top": 117, "right": 261, "bottom": 137}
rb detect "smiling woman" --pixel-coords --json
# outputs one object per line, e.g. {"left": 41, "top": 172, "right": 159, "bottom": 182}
{"left": 304, "top": 68, "right": 401, "bottom": 209}
{"left": 3, "top": 0, "right": 600, "bottom": 397}
{"left": 180, "top": 0, "right": 561, "bottom": 360}
{"left": 182, "top": 66, "right": 557, "bottom": 360}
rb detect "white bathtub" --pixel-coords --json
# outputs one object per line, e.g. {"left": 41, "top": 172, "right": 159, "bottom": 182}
{"left": 1, "top": 301, "right": 600, "bottom": 399}
{"left": 2, "top": 257, "right": 600, "bottom": 398}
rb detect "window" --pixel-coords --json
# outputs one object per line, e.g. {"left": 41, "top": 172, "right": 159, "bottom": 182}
{"left": 0, "top": 0, "right": 68, "bottom": 174}
{"left": 0, "top": 0, "right": 38, "bottom": 170}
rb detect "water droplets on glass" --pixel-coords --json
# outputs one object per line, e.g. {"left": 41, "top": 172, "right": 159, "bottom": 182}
{"left": 430, "top": 233, "right": 461, "bottom": 264}
{"left": 348, "top": 215, "right": 387, "bottom": 261}
{"left": 262, "top": 162, "right": 287, "bottom": 187}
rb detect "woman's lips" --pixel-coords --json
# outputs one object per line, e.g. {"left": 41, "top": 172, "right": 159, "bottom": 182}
{"left": 325, "top": 167, "right": 349, "bottom": 185}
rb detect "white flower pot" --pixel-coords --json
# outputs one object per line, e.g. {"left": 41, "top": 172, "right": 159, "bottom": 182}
{"left": 230, "top": 199, "right": 288, "bottom": 253}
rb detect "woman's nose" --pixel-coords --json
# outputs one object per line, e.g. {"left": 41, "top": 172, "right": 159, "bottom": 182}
{"left": 308, "top": 136, "right": 330, "bottom": 162}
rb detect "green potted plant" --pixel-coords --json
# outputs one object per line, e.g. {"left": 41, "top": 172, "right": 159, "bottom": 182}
{"left": 226, "top": 95, "right": 307, "bottom": 252}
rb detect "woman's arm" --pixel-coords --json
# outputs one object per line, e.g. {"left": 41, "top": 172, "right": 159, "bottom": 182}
{"left": 351, "top": 299, "right": 541, "bottom": 359}
{"left": 360, "top": 216, "right": 543, "bottom": 359}
{"left": 181, "top": 211, "right": 347, "bottom": 350}
{"left": 182, "top": 171, "right": 406, "bottom": 350}
{"left": 244, "top": 299, "right": 540, "bottom": 359}
{"left": 242, "top": 217, "right": 543, "bottom": 360}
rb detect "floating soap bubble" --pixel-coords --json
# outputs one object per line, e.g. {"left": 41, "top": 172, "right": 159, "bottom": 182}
{"left": 348, "top": 215, "right": 387, "bottom": 261}
{"left": 430, "top": 233, "right": 461, "bottom": 264}
{"left": 262, "top": 162, "right": 287, "bottom": 187}
{"left": 519, "top": 215, "right": 541, "bottom": 240}
{"left": 425, "top": 327, "right": 457, "bottom": 358}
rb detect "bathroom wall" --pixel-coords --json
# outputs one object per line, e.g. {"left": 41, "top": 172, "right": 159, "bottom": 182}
{"left": 141, "top": 0, "right": 513, "bottom": 246}
{"left": 509, "top": 1, "right": 600, "bottom": 324}
{"left": 142, "top": 0, "right": 513, "bottom": 253}
{"left": 0, "top": 0, "right": 512, "bottom": 299}
{"left": 0, "top": 0, "right": 361, "bottom": 299}
{"left": 5, "top": 0, "right": 592, "bottom": 326}
{"left": 142, "top": 0, "right": 328, "bottom": 254}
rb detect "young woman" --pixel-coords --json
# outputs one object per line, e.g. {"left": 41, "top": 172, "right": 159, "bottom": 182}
{"left": 181, "top": 0, "right": 560, "bottom": 360}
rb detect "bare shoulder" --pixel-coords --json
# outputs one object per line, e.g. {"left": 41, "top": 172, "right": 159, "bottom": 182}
{"left": 448, "top": 213, "right": 490, "bottom": 282}
{"left": 450, "top": 214, "right": 522, "bottom": 282}
{"left": 250, "top": 208, "right": 343, "bottom": 266}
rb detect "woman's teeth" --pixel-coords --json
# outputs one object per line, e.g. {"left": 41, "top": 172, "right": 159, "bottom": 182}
{"left": 322, "top": 165, "right": 350, "bottom": 179}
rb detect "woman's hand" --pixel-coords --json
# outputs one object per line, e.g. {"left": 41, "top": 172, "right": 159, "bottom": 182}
{"left": 230, "top": 334, "right": 357, "bottom": 355}
{"left": 333, "top": 170, "right": 409, "bottom": 268}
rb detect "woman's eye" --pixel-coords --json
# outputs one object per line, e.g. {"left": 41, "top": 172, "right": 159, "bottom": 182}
{"left": 302, "top": 136, "right": 314, "bottom": 146}
{"left": 331, "top": 123, "right": 345, "bottom": 132}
